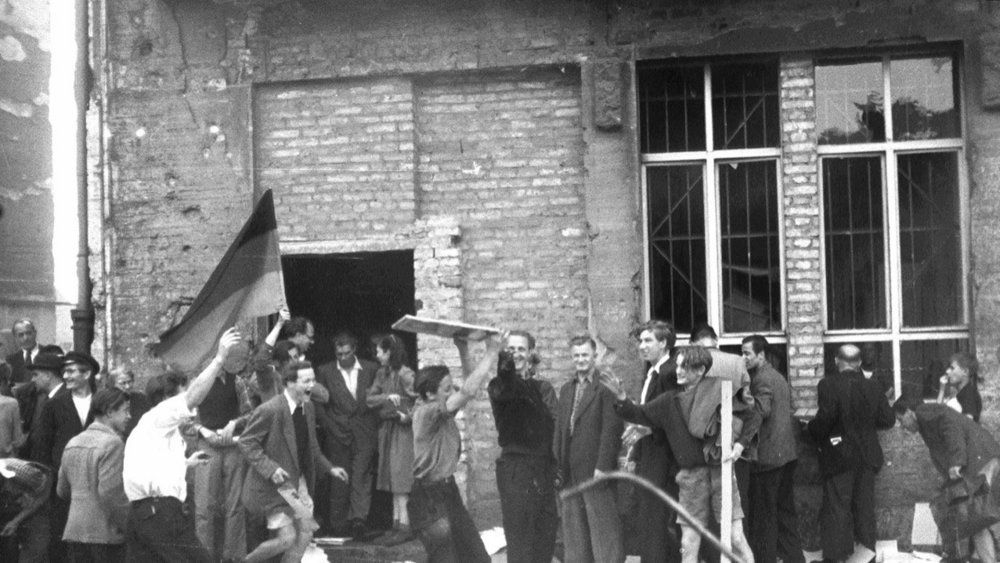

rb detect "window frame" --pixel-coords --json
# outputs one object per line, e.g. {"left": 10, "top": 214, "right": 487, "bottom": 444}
{"left": 640, "top": 61, "right": 787, "bottom": 346}
{"left": 816, "top": 51, "right": 971, "bottom": 396}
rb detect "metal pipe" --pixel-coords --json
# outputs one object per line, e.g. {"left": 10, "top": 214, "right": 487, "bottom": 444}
{"left": 559, "top": 470, "right": 748, "bottom": 563}
{"left": 71, "top": 0, "right": 94, "bottom": 353}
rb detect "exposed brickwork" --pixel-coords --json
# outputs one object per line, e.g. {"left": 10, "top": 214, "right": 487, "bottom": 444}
{"left": 779, "top": 56, "right": 824, "bottom": 407}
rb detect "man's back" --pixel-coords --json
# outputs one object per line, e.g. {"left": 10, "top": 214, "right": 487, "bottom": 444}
{"left": 750, "top": 362, "right": 798, "bottom": 468}
{"left": 58, "top": 422, "right": 129, "bottom": 542}
{"left": 809, "top": 370, "right": 893, "bottom": 472}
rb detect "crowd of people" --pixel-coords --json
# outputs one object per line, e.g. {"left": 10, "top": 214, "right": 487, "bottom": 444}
{"left": 0, "top": 313, "right": 992, "bottom": 563}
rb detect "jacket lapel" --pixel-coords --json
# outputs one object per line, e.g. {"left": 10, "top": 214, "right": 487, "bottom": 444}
{"left": 280, "top": 394, "right": 299, "bottom": 475}
{"left": 573, "top": 378, "right": 598, "bottom": 427}
{"left": 331, "top": 365, "right": 359, "bottom": 408}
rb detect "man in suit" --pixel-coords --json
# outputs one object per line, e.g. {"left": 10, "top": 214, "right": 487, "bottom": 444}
{"left": 314, "top": 332, "right": 379, "bottom": 538}
{"left": 808, "top": 344, "right": 894, "bottom": 562}
{"left": 16, "top": 345, "right": 64, "bottom": 458}
{"left": 554, "top": 335, "right": 624, "bottom": 563}
{"left": 57, "top": 387, "right": 131, "bottom": 563}
{"left": 239, "top": 360, "right": 348, "bottom": 563}
{"left": 6, "top": 318, "right": 41, "bottom": 386}
{"left": 621, "top": 320, "right": 681, "bottom": 563}
{"left": 741, "top": 335, "right": 803, "bottom": 563}
{"left": 33, "top": 351, "right": 99, "bottom": 562}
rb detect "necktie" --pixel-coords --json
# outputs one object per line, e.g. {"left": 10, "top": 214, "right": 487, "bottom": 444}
{"left": 569, "top": 378, "right": 587, "bottom": 435}
{"left": 24, "top": 350, "right": 30, "bottom": 365}
{"left": 640, "top": 366, "right": 656, "bottom": 405}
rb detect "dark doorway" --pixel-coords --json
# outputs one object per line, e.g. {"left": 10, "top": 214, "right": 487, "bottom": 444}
{"left": 282, "top": 251, "right": 417, "bottom": 367}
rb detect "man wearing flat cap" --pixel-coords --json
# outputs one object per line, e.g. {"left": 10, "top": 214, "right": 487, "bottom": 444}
{"left": 33, "top": 350, "right": 99, "bottom": 562}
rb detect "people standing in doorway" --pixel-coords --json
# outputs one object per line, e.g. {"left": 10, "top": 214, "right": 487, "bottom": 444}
{"left": 488, "top": 330, "right": 558, "bottom": 563}
{"left": 314, "top": 332, "right": 379, "bottom": 538}
{"left": 366, "top": 334, "right": 417, "bottom": 542}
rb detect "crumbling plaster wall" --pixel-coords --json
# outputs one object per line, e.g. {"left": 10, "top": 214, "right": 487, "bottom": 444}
{"left": 102, "top": 0, "right": 1000, "bottom": 540}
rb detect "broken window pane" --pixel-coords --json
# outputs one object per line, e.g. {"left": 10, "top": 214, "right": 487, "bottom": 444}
{"left": 823, "top": 156, "right": 887, "bottom": 330}
{"left": 711, "top": 62, "right": 780, "bottom": 149}
{"left": 718, "top": 160, "right": 781, "bottom": 332}
{"left": 891, "top": 57, "right": 959, "bottom": 141}
{"left": 898, "top": 152, "right": 963, "bottom": 327}
{"left": 638, "top": 65, "right": 705, "bottom": 153}
{"left": 647, "top": 165, "right": 707, "bottom": 333}
{"left": 816, "top": 61, "right": 885, "bottom": 144}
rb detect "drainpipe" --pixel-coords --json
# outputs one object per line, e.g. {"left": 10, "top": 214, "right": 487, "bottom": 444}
{"left": 70, "top": 0, "right": 94, "bottom": 353}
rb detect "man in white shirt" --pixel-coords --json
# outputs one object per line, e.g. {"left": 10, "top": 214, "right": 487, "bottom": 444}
{"left": 122, "top": 327, "right": 241, "bottom": 562}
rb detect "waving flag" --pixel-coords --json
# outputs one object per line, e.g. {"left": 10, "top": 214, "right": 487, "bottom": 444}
{"left": 153, "top": 190, "right": 285, "bottom": 372}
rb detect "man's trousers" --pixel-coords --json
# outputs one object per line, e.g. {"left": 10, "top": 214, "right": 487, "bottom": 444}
{"left": 326, "top": 434, "right": 376, "bottom": 529}
{"left": 820, "top": 465, "right": 876, "bottom": 562}
{"left": 748, "top": 460, "right": 804, "bottom": 563}
{"left": 495, "top": 454, "right": 558, "bottom": 563}
{"left": 562, "top": 480, "right": 624, "bottom": 563}
{"left": 192, "top": 439, "right": 247, "bottom": 561}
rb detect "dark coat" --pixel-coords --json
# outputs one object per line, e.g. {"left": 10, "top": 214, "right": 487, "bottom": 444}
{"left": 32, "top": 386, "right": 95, "bottom": 471}
{"left": 5, "top": 349, "right": 34, "bottom": 386}
{"left": 808, "top": 369, "right": 894, "bottom": 475}
{"left": 553, "top": 371, "right": 623, "bottom": 486}
{"left": 750, "top": 361, "right": 798, "bottom": 471}
{"left": 314, "top": 358, "right": 379, "bottom": 447}
{"left": 914, "top": 402, "right": 1000, "bottom": 479}
{"left": 239, "top": 392, "right": 333, "bottom": 515}
{"left": 632, "top": 356, "right": 682, "bottom": 479}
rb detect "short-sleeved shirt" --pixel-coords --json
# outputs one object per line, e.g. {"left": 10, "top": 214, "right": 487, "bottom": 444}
{"left": 412, "top": 399, "right": 461, "bottom": 482}
{"left": 123, "top": 393, "right": 196, "bottom": 502}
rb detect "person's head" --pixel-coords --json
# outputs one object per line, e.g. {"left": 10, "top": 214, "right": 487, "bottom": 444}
{"left": 282, "top": 360, "right": 316, "bottom": 404}
{"left": 569, "top": 335, "right": 597, "bottom": 376}
{"left": 415, "top": 365, "right": 454, "bottom": 403}
{"left": 222, "top": 339, "right": 251, "bottom": 375}
{"left": 891, "top": 393, "right": 922, "bottom": 432}
{"left": 690, "top": 324, "right": 719, "bottom": 348}
{"left": 62, "top": 352, "right": 99, "bottom": 395}
{"left": 835, "top": 344, "right": 862, "bottom": 373}
{"left": 946, "top": 351, "right": 978, "bottom": 390}
{"left": 282, "top": 317, "right": 315, "bottom": 354}
{"left": 12, "top": 319, "right": 37, "bottom": 352}
{"left": 637, "top": 320, "right": 675, "bottom": 364}
{"left": 110, "top": 368, "right": 136, "bottom": 393}
{"left": 333, "top": 332, "right": 358, "bottom": 369}
{"left": 741, "top": 335, "right": 769, "bottom": 371}
{"left": 376, "top": 334, "right": 408, "bottom": 371}
{"left": 92, "top": 388, "right": 131, "bottom": 435}
{"left": 676, "top": 345, "right": 713, "bottom": 388}
{"left": 146, "top": 371, "right": 188, "bottom": 406}
{"left": 28, "top": 353, "right": 64, "bottom": 393}
{"left": 505, "top": 331, "right": 539, "bottom": 376}
{"left": 272, "top": 340, "right": 300, "bottom": 371}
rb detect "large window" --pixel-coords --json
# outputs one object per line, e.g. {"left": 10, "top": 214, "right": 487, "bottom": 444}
{"left": 817, "top": 53, "right": 967, "bottom": 398}
{"left": 640, "top": 60, "right": 785, "bottom": 344}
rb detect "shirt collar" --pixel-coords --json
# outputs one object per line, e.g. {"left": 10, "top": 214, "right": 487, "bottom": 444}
{"left": 575, "top": 369, "right": 594, "bottom": 385}
{"left": 283, "top": 389, "right": 300, "bottom": 413}
{"left": 651, "top": 351, "right": 671, "bottom": 374}
{"left": 337, "top": 359, "right": 360, "bottom": 374}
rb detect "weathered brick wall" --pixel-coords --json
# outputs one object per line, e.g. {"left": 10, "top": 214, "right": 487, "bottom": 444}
{"left": 254, "top": 77, "right": 416, "bottom": 239}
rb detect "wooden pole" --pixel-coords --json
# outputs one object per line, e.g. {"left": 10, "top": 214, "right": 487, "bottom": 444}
{"left": 720, "top": 377, "right": 733, "bottom": 561}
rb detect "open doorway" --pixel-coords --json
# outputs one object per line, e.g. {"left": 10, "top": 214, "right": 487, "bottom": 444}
{"left": 282, "top": 250, "right": 417, "bottom": 367}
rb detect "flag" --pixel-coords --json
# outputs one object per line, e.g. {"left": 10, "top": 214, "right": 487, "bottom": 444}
{"left": 153, "top": 190, "right": 285, "bottom": 373}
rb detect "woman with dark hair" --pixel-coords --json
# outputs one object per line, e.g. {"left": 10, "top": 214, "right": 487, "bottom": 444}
{"left": 366, "top": 334, "right": 417, "bottom": 537}
{"left": 408, "top": 334, "right": 501, "bottom": 563}
{"left": 938, "top": 351, "right": 982, "bottom": 422}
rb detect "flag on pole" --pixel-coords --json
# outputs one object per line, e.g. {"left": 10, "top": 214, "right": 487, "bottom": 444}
{"left": 153, "top": 190, "right": 285, "bottom": 373}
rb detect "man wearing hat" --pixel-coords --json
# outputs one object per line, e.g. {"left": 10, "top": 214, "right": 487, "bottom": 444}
{"left": 33, "top": 350, "right": 99, "bottom": 562}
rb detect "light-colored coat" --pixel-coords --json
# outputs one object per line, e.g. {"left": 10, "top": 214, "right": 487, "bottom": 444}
{"left": 239, "top": 392, "right": 333, "bottom": 515}
{"left": 0, "top": 395, "right": 24, "bottom": 457}
{"left": 57, "top": 421, "right": 129, "bottom": 544}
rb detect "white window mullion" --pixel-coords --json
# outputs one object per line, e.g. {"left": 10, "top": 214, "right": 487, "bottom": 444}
{"left": 704, "top": 65, "right": 723, "bottom": 330}
{"left": 641, "top": 167, "right": 652, "bottom": 322}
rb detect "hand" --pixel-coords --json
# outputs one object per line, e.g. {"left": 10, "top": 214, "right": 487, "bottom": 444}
{"left": 330, "top": 467, "right": 348, "bottom": 482}
{"left": 484, "top": 333, "right": 503, "bottom": 353}
{"left": 0, "top": 521, "right": 17, "bottom": 537}
{"left": 949, "top": 466, "right": 963, "bottom": 480}
{"left": 453, "top": 335, "right": 469, "bottom": 351}
{"left": 186, "top": 450, "right": 210, "bottom": 467}
{"left": 594, "top": 468, "right": 606, "bottom": 478}
{"left": 387, "top": 394, "right": 402, "bottom": 407}
{"left": 398, "top": 412, "right": 410, "bottom": 424}
{"left": 622, "top": 424, "right": 650, "bottom": 448}
{"left": 599, "top": 372, "right": 627, "bottom": 401}
{"left": 278, "top": 307, "right": 291, "bottom": 323}
{"left": 271, "top": 467, "right": 290, "bottom": 485}
{"left": 215, "top": 327, "right": 242, "bottom": 362}
{"left": 220, "top": 419, "right": 238, "bottom": 442}
{"left": 725, "top": 443, "right": 745, "bottom": 463}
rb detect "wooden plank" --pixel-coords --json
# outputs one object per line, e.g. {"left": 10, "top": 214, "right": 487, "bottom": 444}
{"left": 721, "top": 378, "right": 733, "bottom": 561}
{"left": 391, "top": 314, "right": 500, "bottom": 341}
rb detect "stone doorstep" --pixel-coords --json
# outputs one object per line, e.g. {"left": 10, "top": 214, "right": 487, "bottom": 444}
{"left": 320, "top": 538, "right": 426, "bottom": 563}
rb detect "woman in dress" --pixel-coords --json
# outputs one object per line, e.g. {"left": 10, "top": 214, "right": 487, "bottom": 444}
{"left": 366, "top": 334, "right": 417, "bottom": 534}
{"left": 937, "top": 351, "right": 982, "bottom": 422}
